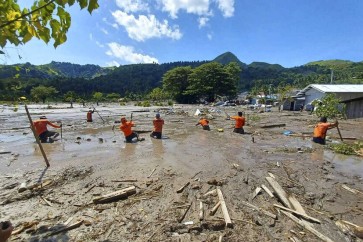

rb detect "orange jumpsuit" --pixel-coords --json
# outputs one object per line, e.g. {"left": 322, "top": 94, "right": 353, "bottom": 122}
{"left": 151, "top": 118, "right": 164, "bottom": 139}
{"left": 33, "top": 119, "right": 60, "bottom": 136}
{"left": 313, "top": 122, "right": 335, "bottom": 144}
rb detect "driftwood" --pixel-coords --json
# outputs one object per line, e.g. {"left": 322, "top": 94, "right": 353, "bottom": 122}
{"left": 274, "top": 204, "right": 321, "bottom": 224}
{"left": 93, "top": 186, "right": 136, "bottom": 204}
{"left": 209, "top": 201, "right": 221, "bottom": 216}
{"left": 216, "top": 188, "right": 233, "bottom": 228}
{"left": 281, "top": 211, "right": 333, "bottom": 242}
{"left": 266, "top": 177, "right": 292, "bottom": 208}
{"left": 47, "top": 220, "right": 83, "bottom": 237}
{"left": 260, "top": 123, "right": 286, "bottom": 128}
{"left": 176, "top": 182, "right": 190, "bottom": 193}
{"left": 240, "top": 201, "right": 277, "bottom": 219}
{"left": 261, "top": 184, "right": 274, "bottom": 198}
{"left": 178, "top": 203, "right": 192, "bottom": 223}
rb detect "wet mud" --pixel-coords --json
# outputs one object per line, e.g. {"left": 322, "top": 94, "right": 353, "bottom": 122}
{"left": 0, "top": 103, "right": 362, "bottom": 241}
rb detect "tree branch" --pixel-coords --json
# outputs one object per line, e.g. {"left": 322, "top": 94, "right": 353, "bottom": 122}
{"left": 0, "top": 0, "right": 56, "bottom": 29}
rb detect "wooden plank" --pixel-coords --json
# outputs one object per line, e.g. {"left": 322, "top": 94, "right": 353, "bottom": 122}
{"left": 209, "top": 201, "right": 221, "bottom": 216}
{"left": 261, "top": 184, "right": 274, "bottom": 198}
{"left": 266, "top": 177, "right": 292, "bottom": 208}
{"left": 252, "top": 187, "right": 262, "bottom": 200}
{"left": 93, "top": 186, "right": 136, "bottom": 204}
{"left": 176, "top": 182, "right": 190, "bottom": 193}
{"left": 274, "top": 204, "right": 321, "bottom": 224}
{"left": 281, "top": 211, "right": 333, "bottom": 242}
{"left": 288, "top": 195, "right": 306, "bottom": 215}
{"left": 260, "top": 123, "right": 286, "bottom": 128}
{"left": 216, "top": 188, "right": 233, "bottom": 228}
{"left": 240, "top": 201, "right": 277, "bottom": 219}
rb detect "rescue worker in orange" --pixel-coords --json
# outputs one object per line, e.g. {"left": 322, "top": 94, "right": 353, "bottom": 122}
{"left": 196, "top": 117, "right": 210, "bottom": 131}
{"left": 150, "top": 113, "right": 164, "bottom": 139}
{"left": 231, "top": 111, "right": 245, "bottom": 134}
{"left": 87, "top": 109, "right": 95, "bottom": 122}
{"left": 120, "top": 117, "right": 144, "bottom": 143}
{"left": 33, "top": 116, "right": 61, "bottom": 143}
{"left": 312, "top": 117, "right": 338, "bottom": 145}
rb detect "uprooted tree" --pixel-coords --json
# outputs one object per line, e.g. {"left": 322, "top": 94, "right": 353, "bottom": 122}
{"left": 0, "top": 0, "right": 99, "bottom": 48}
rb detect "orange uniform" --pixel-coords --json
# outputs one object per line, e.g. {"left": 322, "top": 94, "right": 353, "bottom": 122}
{"left": 153, "top": 118, "right": 164, "bottom": 132}
{"left": 120, "top": 121, "right": 134, "bottom": 137}
{"left": 87, "top": 111, "right": 94, "bottom": 122}
{"left": 33, "top": 119, "right": 60, "bottom": 136}
{"left": 198, "top": 119, "right": 209, "bottom": 127}
{"left": 231, "top": 116, "right": 245, "bottom": 128}
{"left": 313, "top": 122, "right": 333, "bottom": 139}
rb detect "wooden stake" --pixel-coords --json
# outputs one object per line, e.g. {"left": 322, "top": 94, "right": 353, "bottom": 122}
{"left": 281, "top": 211, "right": 333, "bottom": 242}
{"left": 25, "top": 104, "right": 50, "bottom": 167}
{"left": 216, "top": 188, "right": 233, "bottom": 228}
{"left": 266, "top": 177, "right": 292, "bottom": 208}
{"left": 274, "top": 204, "right": 321, "bottom": 224}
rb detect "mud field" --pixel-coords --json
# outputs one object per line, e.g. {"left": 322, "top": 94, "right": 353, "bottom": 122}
{"left": 0, "top": 103, "right": 362, "bottom": 242}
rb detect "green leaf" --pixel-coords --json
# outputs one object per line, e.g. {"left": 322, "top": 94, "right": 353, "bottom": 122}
{"left": 38, "top": 27, "right": 51, "bottom": 43}
{"left": 78, "top": 0, "right": 88, "bottom": 9}
{"left": 88, "top": 0, "right": 99, "bottom": 14}
{"left": 68, "top": 0, "right": 76, "bottom": 6}
{"left": 22, "top": 32, "right": 32, "bottom": 44}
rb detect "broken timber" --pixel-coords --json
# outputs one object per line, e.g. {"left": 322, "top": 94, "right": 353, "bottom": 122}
{"left": 93, "top": 186, "right": 136, "bottom": 204}
{"left": 47, "top": 220, "right": 84, "bottom": 237}
{"left": 240, "top": 201, "right": 277, "bottom": 219}
{"left": 266, "top": 177, "right": 292, "bottom": 208}
{"left": 260, "top": 123, "right": 286, "bottom": 128}
{"left": 261, "top": 184, "right": 274, "bottom": 198}
{"left": 176, "top": 182, "right": 190, "bottom": 193}
{"left": 281, "top": 211, "right": 333, "bottom": 242}
{"left": 216, "top": 188, "right": 233, "bottom": 228}
{"left": 252, "top": 187, "right": 262, "bottom": 200}
{"left": 273, "top": 204, "right": 321, "bottom": 224}
{"left": 209, "top": 201, "right": 221, "bottom": 216}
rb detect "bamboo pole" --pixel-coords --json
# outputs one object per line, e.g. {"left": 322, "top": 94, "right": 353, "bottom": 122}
{"left": 25, "top": 104, "right": 50, "bottom": 167}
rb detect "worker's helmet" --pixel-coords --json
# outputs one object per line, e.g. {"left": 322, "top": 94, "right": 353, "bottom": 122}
{"left": 40, "top": 116, "right": 47, "bottom": 119}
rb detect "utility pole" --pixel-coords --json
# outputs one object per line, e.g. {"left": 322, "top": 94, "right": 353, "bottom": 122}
{"left": 330, "top": 69, "right": 334, "bottom": 84}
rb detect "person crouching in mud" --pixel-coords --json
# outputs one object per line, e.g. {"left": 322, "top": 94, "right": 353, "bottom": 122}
{"left": 120, "top": 117, "right": 144, "bottom": 143}
{"left": 196, "top": 117, "right": 210, "bottom": 131}
{"left": 150, "top": 113, "right": 164, "bottom": 139}
{"left": 33, "top": 116, "right": 62, "bottom": 143}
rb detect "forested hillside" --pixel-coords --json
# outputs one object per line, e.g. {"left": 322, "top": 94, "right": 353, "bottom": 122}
{"left": 0, "top": 52, "right": 362, "bottom": 102}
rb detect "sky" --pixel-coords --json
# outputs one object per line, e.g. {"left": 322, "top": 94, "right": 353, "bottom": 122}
{"left": 1, "top": 0, "right": 363, "bottom": 68}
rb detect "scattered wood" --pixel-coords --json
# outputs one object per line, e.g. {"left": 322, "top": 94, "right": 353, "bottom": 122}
{"left": 342, "top": 184, "right": 363, "bottom": 195}
{"left": 281, "top": 210, "right": 333, "bottom": 242}
{"left": 240, "top": 201, "right": 277, "bottom": 219}
{"left": 147, "top": 168, "right": 157, "bottom": 178}
{"left": 338, "top": 220, "right": 363, "bottom": 239}
{"left": 288, "top": 195, "right": 306, "bottom": 215}
{"left": 12, "top": 221, "right": 39, "bottom": 235}
{"left": 274, "top": 204, "right": 321, "bottom": 224}
{"left": 191, "top": 171, "right": 202, "bottom": 179}
{"left": 40, "top": 196, "right": 53, "bottom": 207}
{"left": 176, "top": 182, "right": 190, "bottom": 193}
{"left": 178, "top": 203, "right": 192, "bottom": 223}
{"left": 252, "top": 187, "right": 262, "bottom": 200}
{"left": 203, "top": 189, "right": 217, "bottom": 197}
{"left": 134, "top": 130, "right": 152, "bottom": 133}
{"left": 111, "top": 179, "right": 138, "bottom": 182}
{"left": 266, "top": 177, "right": 292, "bottom": 208}
{"left": 93, "top": 186, "right": 136, "bottom": 204}
{"left": 209, "top": 201, "right": 221, "bottom": 216}
{"left": 260, "top": 123, "right": 286, "bottom": 128}
{"left": 0, "top": 151, "right": 11, "bottom": 154}
{"left": 18, "top": 182, "right": 27, "bottom": 193}
{"left": 290, "top": 236, "right": 302, "bottom": 242}
{"left": 261, "top": 184, "right": 274, "bottom": 198}
{"left": 85, "top": 184, "right": 96, "bottom": 194}
{"left": 216, "top": 188, "right": 233, "bottom": 228}
{"left": 47, "top": 220, "right": 83, "bottom": 237}
{"left": 268, "top": 172, "right": 276, "bottom": 179}
{"left": 199, "top": 201, "right": 204, "bottom": 221}
{"left": 63, "top": 217, "right": 74, "bottom": 226}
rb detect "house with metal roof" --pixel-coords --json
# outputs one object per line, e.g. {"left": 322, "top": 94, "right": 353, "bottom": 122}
{"left": 296, "top": 84, "right": 363, "bottom": 119}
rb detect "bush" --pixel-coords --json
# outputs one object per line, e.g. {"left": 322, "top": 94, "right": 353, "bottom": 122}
{"left": 329, "top": 142, "right": 363, "bottom": 155}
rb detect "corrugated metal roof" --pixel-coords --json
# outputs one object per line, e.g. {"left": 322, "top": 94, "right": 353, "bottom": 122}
{"left": 298, "top": 84, "right": 363, "bottom": 95}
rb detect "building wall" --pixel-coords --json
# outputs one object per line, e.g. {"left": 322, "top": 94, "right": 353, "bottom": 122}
{"left": 304, "top": 89, "right": 325, "bottom": 104}
{"left": 335, "top": 93, "right": 363, "bottom": 102}
{"left": 346, "top": 99, "right": 363, "bottom": 119}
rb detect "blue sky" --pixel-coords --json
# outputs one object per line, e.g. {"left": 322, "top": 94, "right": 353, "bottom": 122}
{"left": 2, "top": 0, "right": 363, "bottom": 67}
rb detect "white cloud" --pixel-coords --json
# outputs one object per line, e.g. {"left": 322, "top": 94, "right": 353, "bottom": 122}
{"left": 115, "top": 0, "right": 149, "bottom": 13}
{"left": 216, "top": 0, "right": 234, "bottom": 17}
{"left": 95, "top": 41, "right": 105, "bottom": 48}
{"left": 112, "top": 10, "right": 182, "bottom": 41}
{"left": 100, "top": 28, "right": 109, "bottom": 35}
{"left": 159, "top": 0, "right": 211, "bottom": 19}
{"left": 198, "top": 17, "right": 209, "bottom": 28}
{"left": 102, "top": 17, "right": 119, "bottom": 29}
{"left": 89, "top": 33, "right": 93, "bottom": 40}
{"left": 207, "top": 33, "right": 212, "bottom": 40}
{"left": 106, "top": 60, "right": 120, "bottom": 67}
{"left": 106, "top": 42, "right": 159, "bottom": 64}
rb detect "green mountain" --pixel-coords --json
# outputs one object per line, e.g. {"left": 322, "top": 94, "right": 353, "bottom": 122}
{"left": 213, "top": 51, "right": 246, "bottom": 67}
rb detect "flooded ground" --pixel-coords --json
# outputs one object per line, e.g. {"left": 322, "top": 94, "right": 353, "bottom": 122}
{"left": 0, "top": 103, "right": 362, "bottom": 241}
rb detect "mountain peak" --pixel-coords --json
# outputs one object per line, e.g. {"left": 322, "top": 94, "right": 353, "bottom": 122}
{"left": 213, "top": 52, "right": 245, "bottom": 66}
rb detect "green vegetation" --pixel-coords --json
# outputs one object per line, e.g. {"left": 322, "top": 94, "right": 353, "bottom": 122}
{"left": 0, "top": 0, "right": 99, "bottom": 48}
{"left": 329, "top": 142, "right": 363, "bottom": 155}
{"left": 30, "top": 85, "right": 57, "bottom": 103}
{"left": 312, "top": 94, "right": 346, "bottom": 119}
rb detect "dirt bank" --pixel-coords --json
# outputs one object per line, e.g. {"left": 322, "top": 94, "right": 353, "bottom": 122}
{"left": 1, "top": 103, "right": 362, "bottom": 241}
